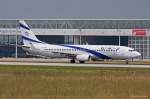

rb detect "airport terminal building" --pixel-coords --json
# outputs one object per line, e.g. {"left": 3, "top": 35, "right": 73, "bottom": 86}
{"left": 0, "top": 19, "right": 150, "bottom": 59}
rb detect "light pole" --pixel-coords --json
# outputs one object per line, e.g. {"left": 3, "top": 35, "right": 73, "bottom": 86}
{"left": 119, "top": 34, "right": 120, "bottom": 46}
{"left": 117, "top": 25, "right": 121, "bottom": 46}
{"left": 15, "top": 34, "right": 18, "bottom": 59}
{"left": 79, "top": 29, "right": 82, "bottom": 45}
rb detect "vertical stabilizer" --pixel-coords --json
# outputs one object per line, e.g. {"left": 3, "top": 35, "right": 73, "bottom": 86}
{"left": 19, "top": 20, "right": 43, "bottom": 46}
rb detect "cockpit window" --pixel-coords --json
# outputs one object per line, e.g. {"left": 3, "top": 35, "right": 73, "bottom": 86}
{"left": 129, "top": 49, "right": 135, "bottom": 52}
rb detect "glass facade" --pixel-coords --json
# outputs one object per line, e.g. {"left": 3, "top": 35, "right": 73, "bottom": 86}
{"left": 0, "top": 35, "right": 25, "bottom": 57}
{"left": 0, "top": 20, "right": 150, "bottom": 29}
{"left": 128, "top": 36, "right": 150, "bottom": 59}
{"left": 0, "top": 35, "right": 128, "bottom": 57}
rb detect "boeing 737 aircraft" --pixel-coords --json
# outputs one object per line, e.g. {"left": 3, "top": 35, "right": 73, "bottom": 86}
{"left": 19, "top": 20, "right": 141, "bottom": 63}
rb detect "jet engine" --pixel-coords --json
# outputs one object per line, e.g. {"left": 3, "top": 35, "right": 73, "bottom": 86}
{"left": 76, "top": 54, "right": 90, "bottom": 61}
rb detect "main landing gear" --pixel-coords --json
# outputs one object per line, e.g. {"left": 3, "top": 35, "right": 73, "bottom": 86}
{"left": 79, "top": 61, "right": 85, "bottom": 63}
{"left": 70, "top": 59, "right": 75, "bottom": 63}
{"left": 70, "top": 59, "right": 85, "bottom": 63}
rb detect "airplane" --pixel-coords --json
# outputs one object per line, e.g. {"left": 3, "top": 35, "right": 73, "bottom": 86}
{"left": 19, "top": 20, "right": 141, "bottom": 63}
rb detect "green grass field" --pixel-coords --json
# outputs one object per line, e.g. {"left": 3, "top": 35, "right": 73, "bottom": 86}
{"left": 0, "top": 65, "right": 150, "bottom": 99}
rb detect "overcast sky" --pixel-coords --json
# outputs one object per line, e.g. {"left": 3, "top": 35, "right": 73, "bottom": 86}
{"left": 0, "top": 0, "right": 150, "bottom": 19}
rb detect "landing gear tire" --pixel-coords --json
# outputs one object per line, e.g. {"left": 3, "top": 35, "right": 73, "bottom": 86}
{"left": 125, "top": 60, "right": 129, "bottom": 64}
{"left": 79, "top": 61, "right": 85, "bottom": 63}
{"left": 70, "top": 59, "right": 75, "bottom": 63}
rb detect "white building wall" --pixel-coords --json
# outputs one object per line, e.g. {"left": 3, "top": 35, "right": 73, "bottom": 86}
{"left": 0, "top": 28, "right": 150, "bottom": 36}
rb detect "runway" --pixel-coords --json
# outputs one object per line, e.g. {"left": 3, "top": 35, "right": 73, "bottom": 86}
{"left": 0, "top": 61, "right": 150, "bottom": 68}
{"left": 0, "top": 58, "right": 150, "bottom": 68}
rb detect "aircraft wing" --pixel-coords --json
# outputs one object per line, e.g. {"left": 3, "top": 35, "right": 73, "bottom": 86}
{"left": 52, "top": 51, "right": 76, "bottom": 58}
{"left": 8, "top": 44, "right": 30, "bottom": 49}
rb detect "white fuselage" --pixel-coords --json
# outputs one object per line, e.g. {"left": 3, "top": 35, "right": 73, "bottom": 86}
{"left": 23, "top": 42, "right": 141, "bottom": 60}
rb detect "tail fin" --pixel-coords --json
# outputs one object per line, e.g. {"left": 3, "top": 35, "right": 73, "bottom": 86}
{"left": 19, "top": 20, "right": 43, "bottom": 46}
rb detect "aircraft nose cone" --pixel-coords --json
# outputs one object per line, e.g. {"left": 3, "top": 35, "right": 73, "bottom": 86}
{"left": 136, "top": 52, "right": 141, "bottom": 57}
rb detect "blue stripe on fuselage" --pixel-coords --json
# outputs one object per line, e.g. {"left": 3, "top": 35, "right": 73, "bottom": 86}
{"left": 20, "top": 23, "right": 30, "bottom": 30}
{"left": 22, "top": 36, "right": 44, "bottom": 44}
{"left": 61, "top": 45, "right": 111, "bottom": 59}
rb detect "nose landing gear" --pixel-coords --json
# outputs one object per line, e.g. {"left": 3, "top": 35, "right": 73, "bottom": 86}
{"left": 125, "top": 60, "right": 129, "bottom": 64}
{"left": 70, "top": 59, "right": 75, "bottom": 63}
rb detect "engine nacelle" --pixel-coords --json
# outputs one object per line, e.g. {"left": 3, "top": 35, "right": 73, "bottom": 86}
{"left": 76, "top": 54, "right": 90, "bottom": 61}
